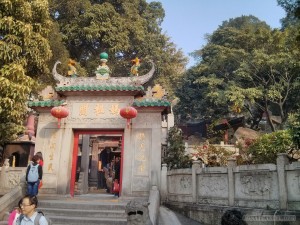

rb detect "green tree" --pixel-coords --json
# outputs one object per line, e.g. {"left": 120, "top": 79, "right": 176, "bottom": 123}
{"left": 174, "top": 67, "right": 229, "bottom": 123}
{"left": 49, "top": 0, "right": 187, "bottom": 98}
{"left": 178, "top": 16, "right": 300, "bottom": 131}
{"left": 164, "top": 126, "right": 191, "bottom": 169}
{"left": 0, "top": 0, "right": 52, "bottom": 146}
{"left": 277, "top": 0, "right": 300, "bottom": 27}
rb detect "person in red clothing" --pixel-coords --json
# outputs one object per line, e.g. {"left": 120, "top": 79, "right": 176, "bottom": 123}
{"left": 8, "top": 199, "right": 22, "bottom": 225}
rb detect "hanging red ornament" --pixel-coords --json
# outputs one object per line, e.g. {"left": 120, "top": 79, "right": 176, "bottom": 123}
{"left": 51, "top": 105, "right": 69, "bottom": 128}
{"left": 119, "top": 106, "right": 137, "bottom": 128}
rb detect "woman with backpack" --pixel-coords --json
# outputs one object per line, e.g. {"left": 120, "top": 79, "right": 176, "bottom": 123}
{"left": 26, "top": 155, "right": 43, "bottom": 197}
{"left": 18, "top": 195, "right": 49, "bottom": 225}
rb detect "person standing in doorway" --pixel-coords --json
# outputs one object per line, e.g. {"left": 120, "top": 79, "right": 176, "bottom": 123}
{"left": 113, "top": 156, "right": 121, "bottom": 197}
{"left": 97, "top": 159, "right": 106, "bottom": 189}
{"left": 100, "top": 147, "right": 110, "bottom": 169}
{"left": 26, "top": 155, "right": 43, "bottom": 197}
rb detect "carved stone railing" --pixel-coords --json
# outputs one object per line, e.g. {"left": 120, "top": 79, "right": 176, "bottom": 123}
{"left": 161, "top": 154, "right": 300, "bottom": 211}
{"left": 0, "top": 167, "right": 26, "bottom": 220}
{"left": 0, "top": 166, "right": 26, "bottom": 195}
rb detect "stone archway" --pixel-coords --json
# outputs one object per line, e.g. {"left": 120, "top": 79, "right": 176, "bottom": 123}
{"left": 70, "top": 130, "right": 124, "bottom": 197}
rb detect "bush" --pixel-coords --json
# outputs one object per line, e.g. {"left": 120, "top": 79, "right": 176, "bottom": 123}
{"left": 248, "top": 130, "right": 295, "bottom": 164}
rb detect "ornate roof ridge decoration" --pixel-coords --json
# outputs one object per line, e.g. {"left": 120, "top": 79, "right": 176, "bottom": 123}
{"left": 28, "top": 99, "right": 65, "bottom": 107}
{"left": 55, "top": 84, "right": 144, "bottom": 92}
{"left": 52, "top": 60, "right": 155, "bottom": 88}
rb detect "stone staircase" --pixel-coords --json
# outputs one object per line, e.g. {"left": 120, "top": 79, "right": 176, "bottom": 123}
{"left": 0, "top": 194, "right": 128, "bottom": 225}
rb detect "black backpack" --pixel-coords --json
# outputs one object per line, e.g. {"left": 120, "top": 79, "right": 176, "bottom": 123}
{"left": 18, "top": 211, "right": 52, "bottom": 225}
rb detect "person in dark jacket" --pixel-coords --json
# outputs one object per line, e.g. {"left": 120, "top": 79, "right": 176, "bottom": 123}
{"left": 26, "top": 155, "right": 43, "bottom": 196}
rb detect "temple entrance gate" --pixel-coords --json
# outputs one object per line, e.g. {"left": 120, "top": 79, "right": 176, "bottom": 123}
{"left": 29, "top": 57, "right": 172, "bottom": 198}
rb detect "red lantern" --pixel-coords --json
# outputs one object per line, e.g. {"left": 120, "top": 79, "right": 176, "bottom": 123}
{"left": 119, "top": 106, "right": 137, "bottom": 128}
{"left": 51, "top": 105, "right": 69, "bottom": 128}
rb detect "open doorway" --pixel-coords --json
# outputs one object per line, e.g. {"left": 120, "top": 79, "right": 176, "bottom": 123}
{"left": 70, "top": 130, "right": 123, "bottom": 197}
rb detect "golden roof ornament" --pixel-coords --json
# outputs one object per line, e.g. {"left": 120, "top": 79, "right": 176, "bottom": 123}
{"left": 130, "top": 57, "right": 141, "bottom": 76}
{"left": 67, "top": 59, "right": 77, "bottom": 77}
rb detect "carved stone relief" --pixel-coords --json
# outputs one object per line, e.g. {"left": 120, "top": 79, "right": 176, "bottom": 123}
{"left": 239, "top": 173, "right": 271, "bottom": 196}
{"left": 8, "top": 172, "right": 21, "bottom": 187}
{"left": 180, "top": 175, "right": 192, "bottom": 190}
{"left": 199, "top": 175, "right": 228, "bottom": 196}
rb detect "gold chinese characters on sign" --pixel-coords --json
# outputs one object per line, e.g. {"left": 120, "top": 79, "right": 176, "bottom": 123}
{"left": 135, "top": 132, "right": 148, "bottom": 175}
{"left": 94, "top": 104, "right": 104, "bottom": 115}
{"left": 77, "top": 103, "right": 121, "bottom": 117}
{"left": 79, "top": 103, "right": 89, "bottom": 116}
{"left": 47, "top": 132, "right": 57, "bottom": 173}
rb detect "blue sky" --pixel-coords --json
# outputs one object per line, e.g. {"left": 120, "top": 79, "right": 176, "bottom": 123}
{"left": 149, "top": 0, "right": 286, "bottom": 68}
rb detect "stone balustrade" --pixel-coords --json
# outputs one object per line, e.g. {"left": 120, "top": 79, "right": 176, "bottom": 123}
{"left": 161, "top": 154, "right": 300, "bottom": 211}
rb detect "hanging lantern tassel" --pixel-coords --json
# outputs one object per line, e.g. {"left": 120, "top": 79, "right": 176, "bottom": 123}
{"left": 120, "top": 106, "right": 137, "bottom": 129}
{"left": 57, "top": 118, "right": 62, "bottom": 128}
{"left": 51, "top": 105, "right": 69, "bottom": 128}
{"left": 126, "top": 118, "right": 130, "bottom": 128}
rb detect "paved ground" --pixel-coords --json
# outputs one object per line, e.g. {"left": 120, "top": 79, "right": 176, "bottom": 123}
{"left": 159, "top": 206, "right": 203, "bottom": 225}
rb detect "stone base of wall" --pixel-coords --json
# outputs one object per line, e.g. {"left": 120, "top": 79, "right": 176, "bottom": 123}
{"left": 164, "top": 201, "right": 300, "bottom": 225}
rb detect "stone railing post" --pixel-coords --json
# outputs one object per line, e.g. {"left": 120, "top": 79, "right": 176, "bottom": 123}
{"left": 227, "top": 158, "right": 236, "bottom": 206}
{"left": 160, "top": 164, "right": 168, "bottom": 202}
{"left": 192, "top": 160, "right": 201, "bottom": 203}
{"left": 276, "top": 153, "right": 289, "bottom": 210}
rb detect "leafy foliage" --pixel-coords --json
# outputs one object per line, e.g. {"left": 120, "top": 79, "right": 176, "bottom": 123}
{"left": 176, "top": 16, "right": 300, "bottom": 131}
{"left": 164, "top": 126, "right": 191, "bottom": 169}
{"left": 277, "top": 0, "right": 300, "bottom": 27}
{"left": 287, "top": 111, "right": 300, "bottom": 149}
{"left": 0, "top": 0, "right": 52, "bottom": 146}
{"left": 49, "top": 0, "right": 187, "bottom": 98}
{"left": 248, "top": 130, "right": 297, "bottom": 164}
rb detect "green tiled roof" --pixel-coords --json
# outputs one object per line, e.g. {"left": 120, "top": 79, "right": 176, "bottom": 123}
{"left": 133, "top": 99, "right": 171, "bottom": 107}
{"left": 55, "top": 85, "right": 144, "bottom": 92}
{"left": 28, "top": 100, "right": 65, "bottom": 107}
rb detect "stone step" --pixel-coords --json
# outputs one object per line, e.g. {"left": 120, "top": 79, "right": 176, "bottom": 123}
{"left": 48, "top": 215, "right": 127, "bottom": 225}
{"left": 37, "top": 207, "right": 126, "bottom": 218}
{"left": 38, "top": 199, "right": 126, "bottom": 211}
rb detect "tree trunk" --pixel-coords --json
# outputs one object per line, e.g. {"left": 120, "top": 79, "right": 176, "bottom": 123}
{"left": 264, "top": 98, "right": 276, "bottom": 132}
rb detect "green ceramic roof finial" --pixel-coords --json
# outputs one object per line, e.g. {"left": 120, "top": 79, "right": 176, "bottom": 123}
{"left": 96, "top": 52, "right": 110, "bottom": 79}
{"left": 100, "top": 52, "right": 109, "bottom": 62}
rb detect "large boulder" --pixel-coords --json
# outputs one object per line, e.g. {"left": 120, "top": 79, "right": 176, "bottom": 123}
{"left": 233, "top": 127, "right": 259, "bottom": 145}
